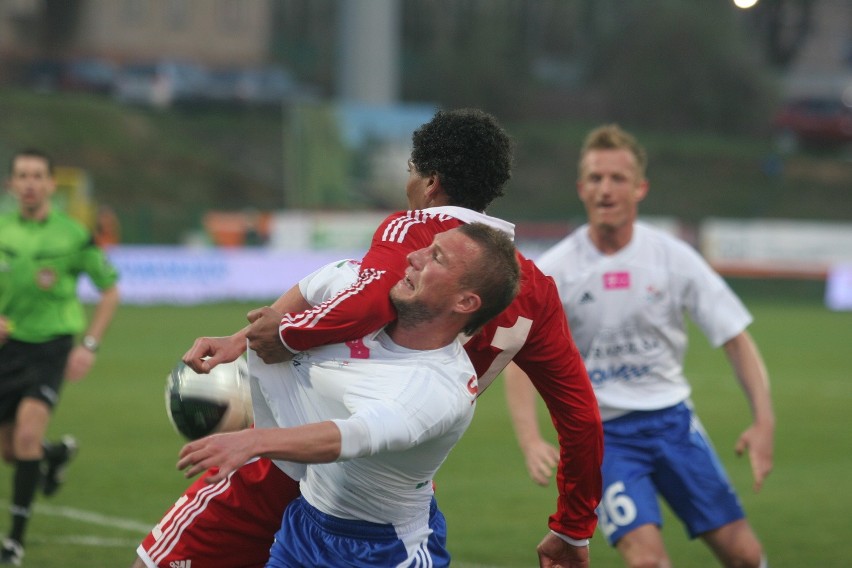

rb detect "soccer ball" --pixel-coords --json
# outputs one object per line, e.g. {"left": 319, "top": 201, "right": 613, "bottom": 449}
{"left": 165, "top": 358, "right": 253, "bottom": 440}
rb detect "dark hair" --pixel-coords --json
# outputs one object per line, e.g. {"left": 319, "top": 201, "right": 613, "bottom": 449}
{"left": 10, "top": 148, "right": 54, "bottom": 175}
{"left": 457, "top": 222, "right": 520, "bottom": 336}
{"left": 579, "top": 124, "right": 647, "bottom": 179}
{"left": 410, "top": 109, "right": 513, "bottom": 212}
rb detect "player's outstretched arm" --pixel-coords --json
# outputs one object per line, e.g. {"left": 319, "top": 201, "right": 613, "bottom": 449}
{"left": 537, "top": 532, "right": 589, "bottom": 568}
{"left": 246, "top": 306, "right": 296, "bottom": 363}
{"left": 724, "top": 330, "right": 775, "bottom": 492}
{"left": 177, "top": 422, "right": 341, "bottom": 483}
{"left": 0, "top": 315, "right": 10, "bottom": 344}
{"left": 182, "top": 332, "right": 248, "bottom": 373}
{"left": 182, "top": 284, "right": 311, "bottom": 372}
{"left": 66, "top": 284, "right": 120, "bottom": 382}
{"left": 246, "top": 284, "right": 312, "bottom": 363}
{"left": 505, "top": 362, "right": 559, "bottom": 486}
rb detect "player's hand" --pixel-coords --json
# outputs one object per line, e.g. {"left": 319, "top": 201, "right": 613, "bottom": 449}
{"left": 246, "top": 306, "right": 295, "bottom": 364}
{"left": 0, "top": 316, "right": 10, "bottom": 344}
{"left": 183, "top": 335, "right": 245, "bottom": 373}
{"left": 178, "top": 430, "right": 255, "bottom": 483}
{"left": 735, "top": 421, "right": 774, "bottom": 492}
{"left": 523, "top": 438, "right": 559, "bottom": 486}
{"left": 537, "top": 532, "right": 589, "bottom": 568}
{"left": 64, "top": 346, "right": 95, "bottom": 382}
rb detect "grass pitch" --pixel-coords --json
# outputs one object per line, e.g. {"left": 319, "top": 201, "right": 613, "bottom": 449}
{"left": 1, "top": 283, "right": 848, "bottom": 567}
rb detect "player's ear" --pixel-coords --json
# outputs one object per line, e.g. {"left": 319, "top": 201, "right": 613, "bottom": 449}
{"left": 454, "top": 291, "right": 482, "bottom": 316}
{"left": 633, "top": 179, "right": 649, "bottom": 202}
{"left": 424, "top": 172, "right": 445, "bottom": 204}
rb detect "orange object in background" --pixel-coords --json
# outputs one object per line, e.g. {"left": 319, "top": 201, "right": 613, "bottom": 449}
{"left": 94, "top": 205, "right": 121, "bottom": 247}
{"left": 203, "top": 210, "right": 272, "bottom": 247}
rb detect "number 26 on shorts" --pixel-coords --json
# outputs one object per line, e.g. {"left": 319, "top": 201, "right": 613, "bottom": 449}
{"left": 597, "top": 481, "right": 638, "bottom": 538}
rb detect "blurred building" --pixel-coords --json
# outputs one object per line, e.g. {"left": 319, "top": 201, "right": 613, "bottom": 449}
{"left": 782, "top": 0, "right": 852, "bottom": 98}
{"left": 0, "top": 0, "right": 272, "bottom": 66}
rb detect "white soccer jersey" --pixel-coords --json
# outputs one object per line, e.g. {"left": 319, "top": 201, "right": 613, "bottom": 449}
{"left": 537, "top": 222, "right": 752, "bottom": 421}
{"left": 249, "top": 329, "right": 477, "bottom": 530}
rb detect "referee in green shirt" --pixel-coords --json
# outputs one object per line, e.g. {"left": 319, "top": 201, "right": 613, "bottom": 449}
{"left": 0, "top": 149, "right": 119, "bottom": 565}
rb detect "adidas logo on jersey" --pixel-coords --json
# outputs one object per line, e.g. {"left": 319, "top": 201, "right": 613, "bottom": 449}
{"left": 579, "top": 291, "right": 595, "bottom": 304}
{"left": 169, "top": 561, "right": 191, "bottom": 568}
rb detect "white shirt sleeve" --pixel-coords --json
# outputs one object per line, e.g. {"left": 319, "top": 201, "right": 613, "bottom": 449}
{"left": 331, "top": 369, "right": 472, "bottom": 460}
{"left": 298, "top": 259, "right": 362, "bottom": 306}
{"left": 673, "top": 241, "right": 752, "bottom": 347}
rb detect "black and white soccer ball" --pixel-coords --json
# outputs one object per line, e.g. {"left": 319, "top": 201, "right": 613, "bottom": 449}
{"left": 165, "top": 358, "right": 253, "bottom": 440}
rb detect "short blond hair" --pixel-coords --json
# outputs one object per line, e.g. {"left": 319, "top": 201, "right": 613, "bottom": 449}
{"left": 579, "top": 124, "right": 647, "bottom": 180}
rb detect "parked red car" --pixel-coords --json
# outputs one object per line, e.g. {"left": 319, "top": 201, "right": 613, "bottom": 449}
{"left": 773, "top": 97, "right": 852, "bottom": 150}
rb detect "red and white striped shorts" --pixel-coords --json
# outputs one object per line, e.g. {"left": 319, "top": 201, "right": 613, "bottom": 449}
{"left": 137, "top": 457, "right": 300, "bottom": 568}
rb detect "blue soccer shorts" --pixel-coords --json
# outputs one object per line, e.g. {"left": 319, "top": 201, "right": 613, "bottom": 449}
{"left": 596, "top": 402, "right": 746, "bottom": 546}
{"left": 266, "top": 496, "right": 450, "bottom": 567}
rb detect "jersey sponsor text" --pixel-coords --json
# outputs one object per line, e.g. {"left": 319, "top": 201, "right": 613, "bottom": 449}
{"left": 603, "top": 271, "right": 630, "bottom": 289}
{"left": 587, "top": 364, "right": 651, "bottom": 387}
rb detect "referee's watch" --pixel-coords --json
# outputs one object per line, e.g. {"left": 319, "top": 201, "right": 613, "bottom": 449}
{"left": 82, "top": 335, "right": 100, "bottom": 353}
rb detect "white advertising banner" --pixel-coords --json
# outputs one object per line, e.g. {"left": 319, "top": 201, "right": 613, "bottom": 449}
{"left": 699, "top": 218, "right": 852, "bottom": 310}
{"left": 701, "top": 219, "right": 852, "bottom": 265}
{"left": 78, "top": 246, "right": 365, "bottom": 305}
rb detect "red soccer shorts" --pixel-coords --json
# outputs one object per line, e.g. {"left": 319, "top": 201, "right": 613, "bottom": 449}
{"left": 137, "top": 457, "right": 300, "bottom": 568}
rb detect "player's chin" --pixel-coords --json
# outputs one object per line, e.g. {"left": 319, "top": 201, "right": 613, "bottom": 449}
{"left": 390, "top": 281, "right": 412, "bottom": 300}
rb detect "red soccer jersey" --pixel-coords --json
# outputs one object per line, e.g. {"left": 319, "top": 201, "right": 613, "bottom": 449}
{"left": 280, "top": 208, "right": 602, "bottom": 539}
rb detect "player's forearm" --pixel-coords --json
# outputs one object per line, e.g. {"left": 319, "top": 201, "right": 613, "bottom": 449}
{"left": 547, "top": 408, "right": 603, "bottom": 540}
{"left": 279, "top": 227, "right": 414, "bottom": 352}
{"left": 279, "top": 270, "right": 397, "bottom": 352}
{"left": 271, "top": 284, "right": 313, "bottom": 314}
{"left": 504, "top": 362, "right": 546, "bottom": 447}
{"left": 85, "top": 285, "right": 120, "bottom": 343}
{"left": 0, "top": 315, "right": 11, "bottom": 342}
{"left": 529, "top": 362, "right": 603, "bottom": 539}
{"left": 724, "top": 331, "right": 775, "bottom": 427}
{"left": 254, "top": 422, "right": 342, "bottom": 463}
{"left": 179, "top": 423, "right": 342, "bottom": 480}
{"left": 241, "top": 286, "right": 312, "bottom": 360}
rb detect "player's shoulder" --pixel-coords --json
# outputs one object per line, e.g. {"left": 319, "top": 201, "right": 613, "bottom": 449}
{"left": 636, "top": 222, "right": 701, "bottom": 259}
{"left": 0, "top": 210, "right": 15, "bottom": 227}
{"left": 636, "top": 221, "right": 684, "bottom": 244}
{"left": 48, "top": 209, "right": 88, "bottom": 232}
{"left": 0, "top": 212, "right": 16, "bottom": 241}
{"left": 534, "top": 227, "right": 585, "bottom": 273}
{"left": 376, "top": 210, "right": 463, "bottom": 243}
{"left": 516, "top": 250, "right": 548, "bottom": 280}
{"left": 380, "top": 209, "right": 464, "bottom": 226}
{"left": 503, "top": 250, "right": 562, "bottom": 309}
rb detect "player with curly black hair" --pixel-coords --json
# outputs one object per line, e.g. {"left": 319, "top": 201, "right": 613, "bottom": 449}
{"left": 409, "top": 108, "right": 511, "bottom": 211}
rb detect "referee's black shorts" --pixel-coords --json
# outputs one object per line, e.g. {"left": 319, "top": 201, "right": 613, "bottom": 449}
{"left": 0, "top": 336, "right": 73, "bottom": 423}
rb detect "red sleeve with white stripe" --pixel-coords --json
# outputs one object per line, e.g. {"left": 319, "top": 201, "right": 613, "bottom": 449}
{"left": 279, "top": 211, "right": 464, "bottom": 353}
{"left": 464, "top": 257, "right": 603, "bottom": 540}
